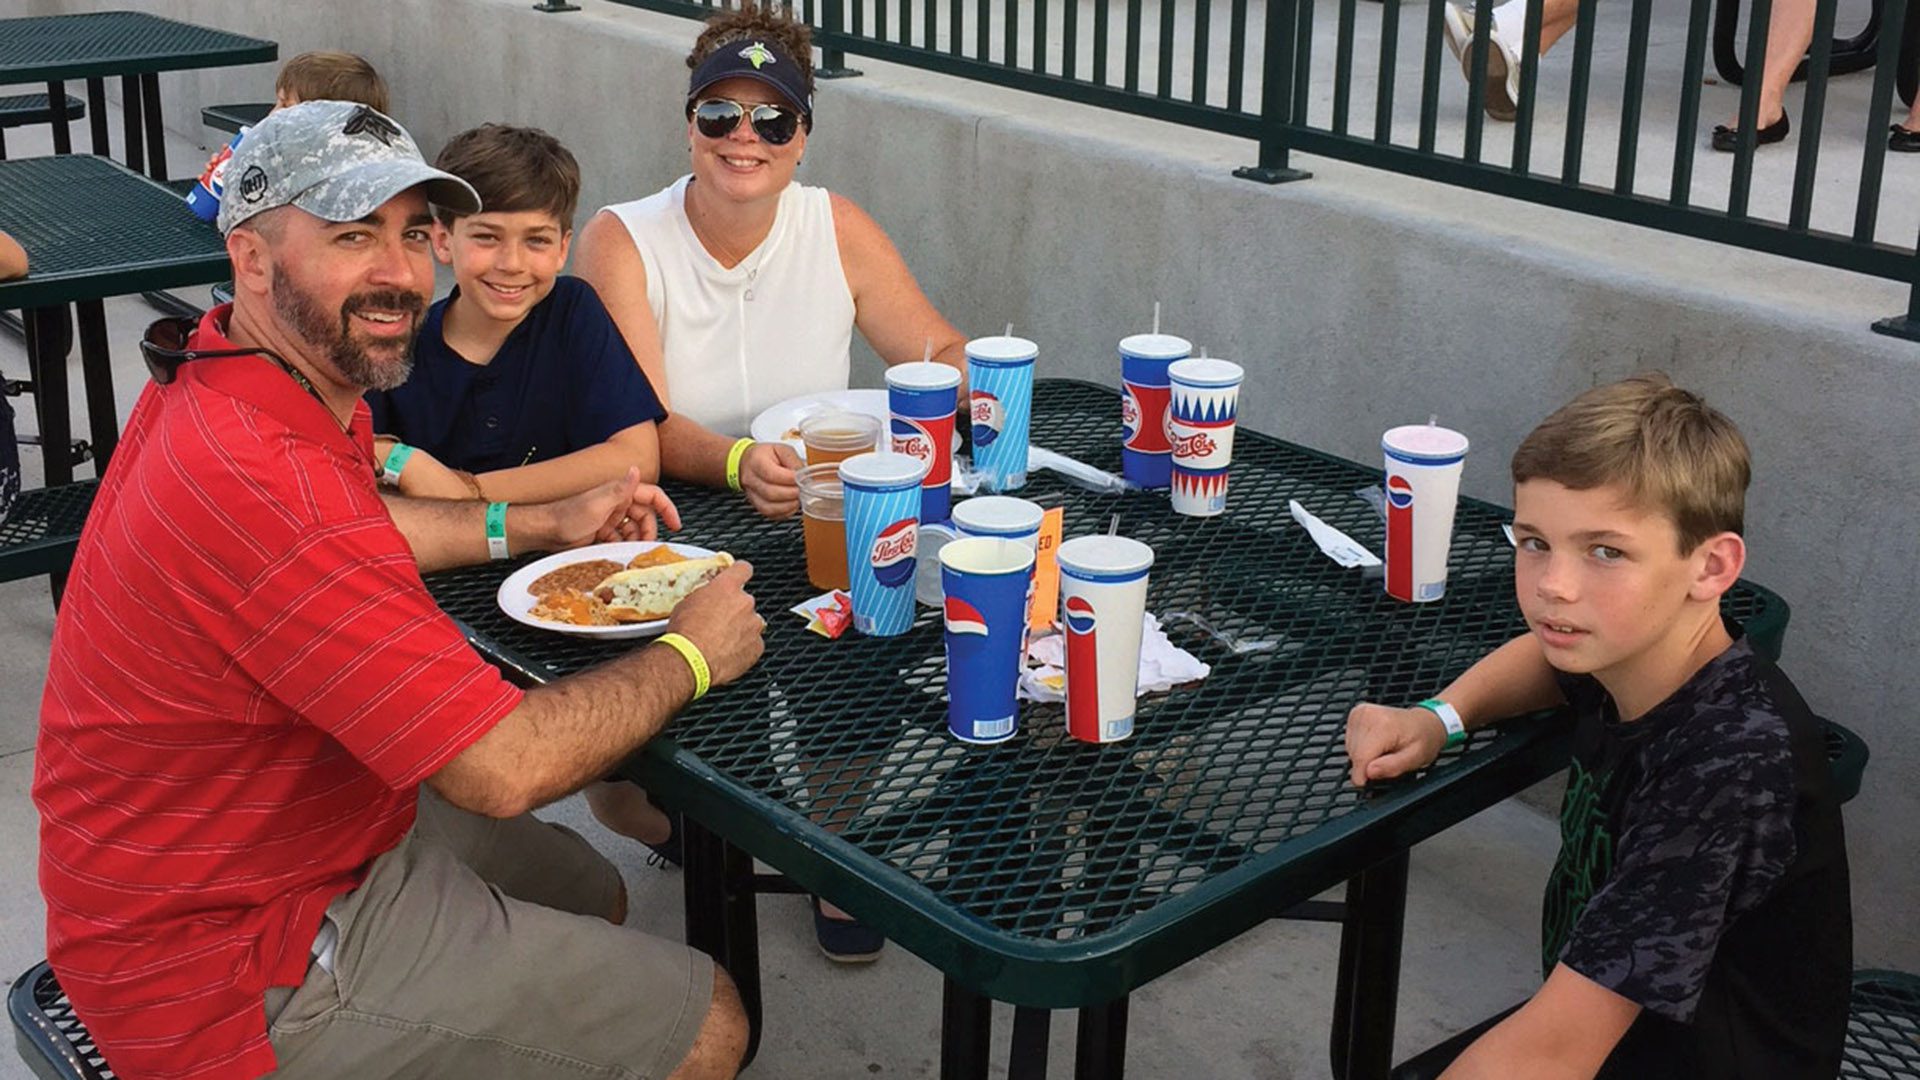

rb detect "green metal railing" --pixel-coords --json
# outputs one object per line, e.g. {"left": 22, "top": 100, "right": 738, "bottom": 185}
{"left": 584, "top": 0, "right": 1920, "bottom": 337}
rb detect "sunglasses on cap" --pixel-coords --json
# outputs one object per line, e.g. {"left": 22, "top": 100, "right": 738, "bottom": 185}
{"left": 690, "top": 98, "right": 806, "bottom": 146}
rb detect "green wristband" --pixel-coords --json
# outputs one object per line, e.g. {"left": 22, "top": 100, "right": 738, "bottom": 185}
{"left": 381, "top": 443, "right": 416, "bottom": 485}
{"left": 1416, "top": 698, "right": 1468, "bottom": 748}
{"left": 485, "top": 501, "right": 510, "bottom": 561}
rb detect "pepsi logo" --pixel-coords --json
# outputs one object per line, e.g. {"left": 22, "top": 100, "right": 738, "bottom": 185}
{"left": 891, "top": 417, "right": 933, "bottom": 465}
{"left": 944, "top": 596, "right": 989, "bottom": 636}
{"left": 971, "top": 391, "right": 1004, "bottom": 448}
{"left": 1120, "top": 389, "right": 1140, "bottom": 436}
{"left": 870, "top": 520, "right": 918, "bottom": 588}
{"left": 1169, "top": 431, "right": 1217, "bottom": 460}
{"left": 1386, "top": 474, "right": 1414, "bottom": 509}
{"left": 1064, "top": 595, "right": 1097, "bottom": 635}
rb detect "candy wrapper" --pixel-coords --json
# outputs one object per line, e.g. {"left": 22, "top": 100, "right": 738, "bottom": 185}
{"left": 791, "top": 591, "right": 854, "bottom": 639}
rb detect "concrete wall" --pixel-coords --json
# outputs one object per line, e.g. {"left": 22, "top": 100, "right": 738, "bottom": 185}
{"left": 50, "top": 0, "right": 1919, "bottom": 968}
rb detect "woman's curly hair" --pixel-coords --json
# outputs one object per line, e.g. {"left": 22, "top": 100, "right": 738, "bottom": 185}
{"left": 687, "top": 3, "right": 816, "bottom": 99}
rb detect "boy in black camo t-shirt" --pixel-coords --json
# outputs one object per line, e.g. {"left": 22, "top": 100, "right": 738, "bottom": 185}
{"left": 1345, "top": 374, "right": 1850, "bottom": 1079}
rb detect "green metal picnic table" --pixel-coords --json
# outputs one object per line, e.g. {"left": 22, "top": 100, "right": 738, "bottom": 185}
{"left": 423, "top": 378, "right": 1790, "bottom": 1080}
{"left": 0, "top": 154, "right": 228, "bottom": 484}
{"left": 0, "top": 10, "right": 276, "bottom": 180}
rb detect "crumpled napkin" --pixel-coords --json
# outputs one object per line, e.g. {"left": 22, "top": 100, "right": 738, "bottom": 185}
{"left": 1017, "top": 612, "right": 1210, "bottom": 702}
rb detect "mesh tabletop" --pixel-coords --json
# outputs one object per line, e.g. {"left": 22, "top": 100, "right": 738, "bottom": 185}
{"left": 0, "top": 482, "right": 97, "bottom": 582}
{"left": 0, "top": 154, "right": 228, "bottom": 312}
{"left": 0, "top": 11, "right": 275, "bottom": 82}
{"left": 426, "top": 379, "right": 1788, "bottom": 1006}
{"left": 1842, "top": 970, "right": 1920, "bottom": 1079}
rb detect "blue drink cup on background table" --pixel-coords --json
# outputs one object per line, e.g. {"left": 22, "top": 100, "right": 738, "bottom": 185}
{"left": 940, "top": 536, "right": 1036, "bottom": 743}
{"left": 966, "top": 335, "right": 1038, "bottom": 493}
{"left": 1118, "top": 334, "right": 1191, "bottom": 490}
{"left": 840, "top": 451, "right": 929, "bottom": 636}
{"left": 886, "top": 362, "right": 961, "bottom": 525}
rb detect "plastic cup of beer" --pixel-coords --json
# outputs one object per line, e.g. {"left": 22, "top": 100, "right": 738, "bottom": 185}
{"left": 1057, "top": 535, "right": 1154, "bottom": 744}
{"left": 1380, "top": 424, "right": 1470, "bottom": 603}
{"left": 797, "top": 463, "right": 849, "bottom": 592}
{"left": 799, "top": 412, "right": 882, "bottom": 467}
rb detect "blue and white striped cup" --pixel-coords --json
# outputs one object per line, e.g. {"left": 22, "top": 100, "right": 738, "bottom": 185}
{"left": 840, "top": 451, "right": 929, "bottom": 637}
{"left": 966, "top": 335, "right": 1038, "bottom": 493}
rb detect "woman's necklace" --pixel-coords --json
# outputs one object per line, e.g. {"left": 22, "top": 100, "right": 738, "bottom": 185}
{"left": 686, "top": 181, "right": 772, "bottom": 297}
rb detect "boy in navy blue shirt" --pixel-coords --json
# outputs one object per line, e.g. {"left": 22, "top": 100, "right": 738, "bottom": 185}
{"left": 1346, "top": 374, "right": 1849, "bottom": 1079}
{"left": 369, "top": 124, "right": 665, "bottom": 503}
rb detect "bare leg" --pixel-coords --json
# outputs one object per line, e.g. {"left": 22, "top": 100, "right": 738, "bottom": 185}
{"left": 1738, "top": 0, "right": 1817, "bottom": 126}
{"left": 665, "top": 966, "right": 750, "bottom": 1080}
{"left": 1533, "top": 0, "right": 1583, "bottom": 55}
{"left": 586, "top": 779, "right": 674, "bottom": 846}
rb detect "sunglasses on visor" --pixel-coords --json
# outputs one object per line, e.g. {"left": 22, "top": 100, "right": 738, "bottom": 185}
{"left": 690, "top": 98, "right": 806, "bottom": 146}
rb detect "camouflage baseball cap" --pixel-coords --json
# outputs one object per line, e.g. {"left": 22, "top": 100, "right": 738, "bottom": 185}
{"left": 217, "top": 99, "right": 481, "bottom": 235}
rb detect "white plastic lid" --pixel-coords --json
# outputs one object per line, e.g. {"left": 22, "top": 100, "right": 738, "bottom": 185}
{"left": 965, "top": 335, "right": 1039, "bottom": 363}
{"left": 1057, "top": 535, "right": 1155, "bottom": 577}
{"left": 838, "top": 450, "right": 930, "bottom": 489}
{"left": 1118, "top": 333, "right": 1192, "bottom": 360}
{"left": 1168, "top": 357, "right": 1245, "bottom": 388}
{"left": 951, "top": 496, "right": 1045, "bottom": 537}
{"left": 884, "top": 361, "right": 962, "bottom": 391}
{"left": 1381, "top": 424, "right": 1471, "bottom": 462}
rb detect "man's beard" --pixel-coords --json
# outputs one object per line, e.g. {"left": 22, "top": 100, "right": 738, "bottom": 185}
{"left": 271, "top": 269, "right": 425, "bottom": 392}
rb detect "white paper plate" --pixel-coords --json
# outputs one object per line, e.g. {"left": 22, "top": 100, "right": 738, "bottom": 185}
{"left": 748, "top": 389, "right": 890, "bottom": 462}
{"left": 497, "top": 541, "right": 718, "bottom": 639}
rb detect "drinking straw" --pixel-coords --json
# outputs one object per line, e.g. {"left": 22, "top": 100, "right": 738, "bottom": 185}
{"left": 1005, "top": 323, "right": 1014, "bottom": 337}
{"left": 1152, "top": 301, "right": 1161, "bottom": 335}
{"left": 924, "top": 337, "right": 933, "bottom": 363}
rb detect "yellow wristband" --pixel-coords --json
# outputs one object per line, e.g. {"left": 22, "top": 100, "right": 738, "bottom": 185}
{"left": 656, "top": 632, "right": 711, "bottom": 700}
{"left": 725, "top": 438, "right": 755, "bottom": 493}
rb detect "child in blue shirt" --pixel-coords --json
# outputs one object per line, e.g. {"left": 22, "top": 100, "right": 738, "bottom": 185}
{"left": 369, "top": 124, "right": 665, "bottom": 503}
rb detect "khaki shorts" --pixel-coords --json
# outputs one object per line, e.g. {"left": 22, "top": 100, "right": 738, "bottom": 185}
{"left": 264, "top": 790, "right": 713, "bottom": 1080}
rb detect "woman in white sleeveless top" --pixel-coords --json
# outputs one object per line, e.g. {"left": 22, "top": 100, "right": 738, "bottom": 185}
{"left": 577, "top": 8, "right": 967, "bottom": 521}
{"left": 575, "top": 4, "right": 965, "bottom": 962}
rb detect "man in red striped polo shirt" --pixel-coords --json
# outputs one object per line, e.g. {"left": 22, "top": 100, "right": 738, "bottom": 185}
{"left": 34, "top": 100, "right": 762, "bottom": 1080}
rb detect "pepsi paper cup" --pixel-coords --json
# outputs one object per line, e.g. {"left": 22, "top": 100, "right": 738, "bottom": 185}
{"left": 886, "top": 362, "right": 962, "bottom": 525}
{"left": 940, "top": 537, "right": 1036, "bottom": 744}
{"left": 966, "top": 335, "right": 1037, "bottom": 493}
{"left": 1167, "top": 358, "right": 1245, "bottom": 517}
{"left": 841, "top": 451, "right": 929, "bottom": 636}
{"left": 1057, "top": 535, "right": 1154, "bottom": 744}
{"left": 1118, "top": 334, "right": 1191, "bottom": 489}
{"left": 1381, "top": 425, "right": 1470, "bottom": 603}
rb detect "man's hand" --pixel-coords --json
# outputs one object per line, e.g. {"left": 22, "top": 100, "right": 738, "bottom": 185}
{"left": 741, "top": 442, "right": 803, "bottom": 519}
{"left": 665, "top": 561, "right": 765, "bottom": 687}
{"left": 1344, "top": 702, "right": 1448, "bottom": 787}
{"left": 544, "top": 467, "right": 682, "bottom": 550}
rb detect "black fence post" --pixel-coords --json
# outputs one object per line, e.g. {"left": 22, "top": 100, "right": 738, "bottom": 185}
{"left": 1235, "top": 0, "right": 1312, "bottom": 183}
{"left": 1871, "top": 253, "right": 1920, "bottom": 341}
{"left": 531, "top": 0, "right": 582, "bottom": 13}
{"left": 817, "top": 0, "right": 865, "bottom": 78}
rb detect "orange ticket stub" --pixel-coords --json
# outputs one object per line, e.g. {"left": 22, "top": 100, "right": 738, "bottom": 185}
{"left": 1029, "top": 507, "right": 1065, "bottom": 632}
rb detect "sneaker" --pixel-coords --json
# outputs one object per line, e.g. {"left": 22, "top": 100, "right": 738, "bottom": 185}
{"left": 811, "top": 896, "right": 885, "bottom": 963}
{"left": 1442, "top": 3, "right": 1522, "bottom": 122}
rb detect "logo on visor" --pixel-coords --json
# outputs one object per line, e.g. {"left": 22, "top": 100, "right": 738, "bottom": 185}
{"left": 237, "top": 165, "right": 269, "bottom": 204}
{"left": 740, "top": 42, "right": 777, "bottom": 68}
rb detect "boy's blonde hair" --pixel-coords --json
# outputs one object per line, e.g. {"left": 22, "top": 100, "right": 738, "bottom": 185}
{"left": 276, "top": 51, "right": 390, "bottom": 115}
{"left": 1511, "top": 373, "right": 1750, "bottom": 552}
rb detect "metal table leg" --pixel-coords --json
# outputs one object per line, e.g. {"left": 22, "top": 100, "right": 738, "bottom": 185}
{"left": 23, "top": 308, "right": 75, "bottom": 487}
{"left": 46, "top": 81, "right": 72, "bottom": 155}
{"left": 1329, "top": 850, "right": 1411, "bottom": 1080}
{"left": 679, "top": 816, "right": 765, "bottom": 1067}
{"left": 1009, "top": 1007, "right": 1052, "bottom": 1080}
{"left": 1074, "top": 997, "right": 1129, "bottom": 1080}
{"left": 120, "top": 74, "right": 144, "bottom": 177}
{"left": 75, "top": 300, "right": 118, "bottom": 473}
{"left": 940, "top": 978, "right": 992, "bottom": 1080}
{"left": 86, "top": 77, "right": 108, "bottom": 155}
{"left": 139, "top": 73, "right": 168, "bottom": 181}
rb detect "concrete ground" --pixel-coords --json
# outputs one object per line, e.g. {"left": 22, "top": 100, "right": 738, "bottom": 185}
{"left": 0, "top": 102, "right": 1565, "bottom": 1078}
